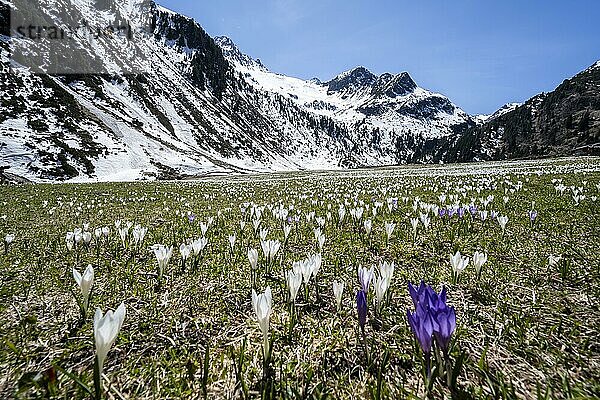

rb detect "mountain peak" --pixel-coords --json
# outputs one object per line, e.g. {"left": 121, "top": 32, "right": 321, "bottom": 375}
{"left": 214, "top": 36, "right": 267, "bottom": 71}
{"left": 327, "top": 66, "right": 377, "bottom": 94}
{"left": 380, "top": 72, "right": 417, "bottom": 97}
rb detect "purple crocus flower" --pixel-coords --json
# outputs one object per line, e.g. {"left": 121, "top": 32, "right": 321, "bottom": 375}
{"left": 448, "top": 208, "right": 456, "bottom": 218}
{"left": 469, "top": 205, "right": 477, "bottom": 216}
{"left": 438, "top": 208, "right": 447, "bottom": 218}
{"left": 188, "top": 214, "right": 196, "bottom": 223}
{"left": 432, "top": 306, "right": 456, "bottom": 354}
{"left": 407, "top": 282, "right": 456, "bottom": 359}
{"left": 490, "top": 210, "right": 499, "bottom": 220}
{"left": 426, "top": 286, "right": 448, "bottom": 314}
{"left": 529, "top": 210, "right": 538, "bottom": 221}
{"left": 457, "top": 207, "right": 465, "bottom": 218}
{"left": 408, "top": 281, "right": 428, "bottom": 307}
{"left": 356, "top": 290, "right": 367, "bottom": 331}
{"left": 407, "top": 303, "right": 434, "bottom": 355}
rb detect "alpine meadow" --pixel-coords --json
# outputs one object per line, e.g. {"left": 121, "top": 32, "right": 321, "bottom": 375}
{"left": 1, "top": 0, "right": 600, "bottom": 399}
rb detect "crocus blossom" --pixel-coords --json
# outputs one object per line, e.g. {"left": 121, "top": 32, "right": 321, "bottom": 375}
{"left": 94, "top": 303, "right": 126, "bottom": 376}
{"left": 472, "top": 251, "right": 488, "bottom": 275}
{"left": 332, "top": 281, "right": 344, "bottom": 310}
{"left": 152, "top": 244, "right": 173, "bottom": 279}
{"left": 252, "top": 287, "right": 272, "bottom": 356}
{"left": 407, "top": 281, "right": 456, "bottom": 375}
{"left": 450, "top": 251, "right": 469, "bottom": 278}
{"left": 357, "top": 266, "right": 375, "bottom": 293}
{"left": 286, "top": 270, "right": 302, "bottom": 303}
{"left": 73, "top": 265, "right": 94, "bottom": 314}
{"left": 356, "top": 290, "right": 367, "bottom": 332}
{"left": 248, "top": 248, "right": 259, "bottom": 270}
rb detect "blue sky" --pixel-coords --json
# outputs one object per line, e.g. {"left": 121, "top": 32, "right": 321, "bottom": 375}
{"left": 158, "top": 0, "right": 600, "bottom": 115}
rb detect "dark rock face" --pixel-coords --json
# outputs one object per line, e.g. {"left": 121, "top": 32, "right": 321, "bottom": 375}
{"left": 372, "top": 72, "right": 417, "bottom": 98}
{"left": 0, "top": 2, "right": 9, "bottom": 37}
{"left": 214, "top": 36, "right": 267, "bottom": 71}
{"left": 154, "top": 9, "right": 230, "bottom": 98}
{"left": 445, "top": 62, "right": 600, "bottom": 161}
{"left": 399, "top": 97, "right": 455, "bottom": 119}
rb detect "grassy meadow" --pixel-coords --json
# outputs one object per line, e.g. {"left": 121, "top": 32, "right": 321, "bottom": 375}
{"left": 1, "top": 158, "right": 599, "bottom": 399}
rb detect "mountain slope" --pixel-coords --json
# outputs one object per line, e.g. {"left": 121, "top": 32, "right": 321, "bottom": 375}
{"left": 0, "top": 0, "right": 474, "bottom": 181}
{"left": 446, "top": 61, "right": 600, "bottom": 161}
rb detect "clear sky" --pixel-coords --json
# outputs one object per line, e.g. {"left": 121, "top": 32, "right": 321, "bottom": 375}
{"left": 158, "top": 0, "right": 600, "bottom": 115}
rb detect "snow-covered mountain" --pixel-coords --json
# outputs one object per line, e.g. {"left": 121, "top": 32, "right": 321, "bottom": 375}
{"left": 474, "top": 103, "right": 522, "bottom": 125}
{"left": 215, "top": 36, "right": 472, "bottom": 140}
{"left": 0, "top": 0, "right": 477, "bottom": 182}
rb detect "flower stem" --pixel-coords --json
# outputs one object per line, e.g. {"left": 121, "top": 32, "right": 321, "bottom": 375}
{"left": 93, "top": 356, "right": 102, "bottom": 400}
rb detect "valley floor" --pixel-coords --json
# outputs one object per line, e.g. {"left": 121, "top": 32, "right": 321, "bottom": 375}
{"left": 0, "top": 158, "right": 599, "bottom": 399}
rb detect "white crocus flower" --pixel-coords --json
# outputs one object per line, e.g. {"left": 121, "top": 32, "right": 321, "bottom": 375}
{"left": 83, "top": 231, "right": 92, "bottom": 245}
{"left": 472, "top": 251, "right": 488, "bottom": 275}
{"left": 364, "top": 219, "right": 372, "bottom": 235}
{"left": 259, "top": 228, "right": 269, "bottom": 241}
{"left": 74, "top": 228, "right": 83, "bottom": 244}
{"left": 4, "top": 233, "right": 15, "bottom": 251}
{"left": 252, "top": 219, "right": 261, "bottom": 233}
{"left": 283, "top": 224, "right": 292, "bottom": 241}
{"left": 338, "top": 207, "right": 346, "bottom": 224}
{"left": 179, "top": 243, "right": 192, "bottom": 261}
{"left": 374, "top": 275, "right": 389, "bottom": 310}
{"left": 384, "top": 222, "right": 396, "bottom": 243}
{"left": 200, "top": 222, "right": 209, "bottom": 236}
{"left": 497, "top": 215, "right": 509, "bottom": 233}
{"left": 297, "top": 260, "right": 312, "bottom": 286}
{"left": 479, "top": 210, "right": 488, "bottom": 221}
{"left": 132, "top": 225, "right": 147, "bottom": 247}
{"left": 410, "top": 218, "right": 419, "bottom": 240}
{"left": 286, "top": 270, "right": 302, "bottom": 303}
{"left": 118, "top": 227, "right": 128, "bottom": 248}
{"left": 261, "top": 239, "right": 281, "bottom": 263}
{"left": 450, "top": 251, "right": 470, "bottom": 278}
{"left": 248, "top": 248, "right": 259, "bottom": 270}
{"left": 357, "top": 265, "right": 375, "bottom": 293}
{"left": 316, "top": 232, "right": 326, "bottom": 252}
{"left": 73, "top": 265, "right": 94, "bottom": 314}
{"left": 228, "top": 234, "right": 236, "bottom": 252}
{"left": 252, "top": 287, "right": 272, "bottom": 356}
{"left": 332, "top": 281, "right": 344, "bottom": 311}
{"left": 191, "top": 237, "right": 208, "bottom": 256}
{"left": 420, "top": 214, "right": 431, "bottom": 230}
{"left": 308, "top": 253, "right": 322, "bottom": 279}
{"left": 379, "top": 261, "right": 395, "bottom": 283}
{"left": 94, "top": 303, "right": 126, "bottom": 376}
{"left": 548, "top": 255, "right": 562, "bottom": 267}
{"left": 152, "top": 245, "right": 173, "bottom": 279}
{"left": 66, "top": 232, "right": 75, "bottom": 251}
